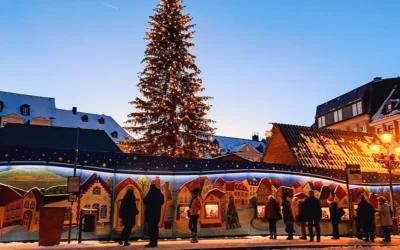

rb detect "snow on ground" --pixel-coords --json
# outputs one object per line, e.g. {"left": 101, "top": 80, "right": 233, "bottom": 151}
{"left": 1, "top": 236, "right": 400, "bottom": 250}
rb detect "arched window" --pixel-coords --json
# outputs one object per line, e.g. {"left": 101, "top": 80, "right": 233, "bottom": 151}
{"left": 100, "top": 205, "right": 107, "bottom": 219}
{"left": 92, "top": 187, "right": 101, "bottom": 195}
{"left": 30, "top": 202, "right": 35, "bottom": 209}
{"left": 24, "top": 201, "right": 29, "bottom": 208}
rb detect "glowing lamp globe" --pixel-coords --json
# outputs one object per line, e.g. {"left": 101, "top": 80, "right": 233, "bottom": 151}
{"left": 380, "top": 133, "right": 393, "bottom": 144}
{"left": 370, "top": 144, "right": 380, "bottom": 153}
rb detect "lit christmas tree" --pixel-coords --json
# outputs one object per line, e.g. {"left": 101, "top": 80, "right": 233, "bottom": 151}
{"left": 125, "top": 0, "right": 217, "bottom": 158}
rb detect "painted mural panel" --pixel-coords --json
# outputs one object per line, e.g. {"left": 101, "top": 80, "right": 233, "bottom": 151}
{"left": 0, "top": 165, "right": 114, "bottom": 242}
{"left": 1, "top": 164, "right": 400, "bottom": 242}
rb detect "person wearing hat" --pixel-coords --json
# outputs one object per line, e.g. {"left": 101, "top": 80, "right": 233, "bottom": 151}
{"left": 282, "top": 192, "right": 295, "bottom": 240}
{"left": 188, "top": 188, "right": 201, "bottom": 243}
{"left": 357, "top": 195, "right": 376, "bottom": 242}
{"left": 328, "top": 193, "right": 341, "bottom": 240}
{"left": 376, "top": 196, "right": 393, "bottom": 243}
{"left": 302, "top": 190, "right": 322, "bottom": 242}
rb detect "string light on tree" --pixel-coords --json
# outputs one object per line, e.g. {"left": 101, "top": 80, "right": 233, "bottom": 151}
{"left": 125, "top": 0, "right": 219, "bottom": 158}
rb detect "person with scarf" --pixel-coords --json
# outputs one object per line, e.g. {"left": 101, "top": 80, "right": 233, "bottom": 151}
{"left": 118, "top": 188, "right": 139, "bottom": 246}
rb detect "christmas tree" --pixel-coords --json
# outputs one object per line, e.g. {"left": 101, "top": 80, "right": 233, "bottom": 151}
{"left": 226, "top": 194, "right": 241, "bottom": 230}
{"left": 125, "top": 0, "right": 217, "bottom": 158}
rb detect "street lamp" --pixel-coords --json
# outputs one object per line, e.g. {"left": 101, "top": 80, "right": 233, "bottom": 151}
{"left": 370, "top": 132, "right": 400, "bottom": 217}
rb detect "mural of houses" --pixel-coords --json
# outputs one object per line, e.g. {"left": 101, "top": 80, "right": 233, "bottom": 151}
{"left": 319, "top": 186, "right": 331, "bottom": 207}
{"left": 43, "top": 194, "right": 75, "bottom": 226}
{"left": 243, "top": 178, "right": 260, "bottom": 198}
{"left": 225, "top": 181, "right": 249, "bottom": 208}
{"left": 21, "top": 188, "right": 44, "bottom": 232}
{"left": 215, "top": 177, "right": 226, "bottom": 191}
{"left": 78, "top": 173, "right": 111, "bottom": 226}
{"left": 0, "top": 184, "right": 24, "bottom": 229}
{"left": 174, "top": 177, "right": 214, "bottom": 233}
{"left": 293, "top": 192, "right": 308, "bottom": 200}
{"left": 334, "top": 185, "right": 348, "bottom": 207}
{"left": 256, "top": 178, "right": 272, "bottom": 204}
{"left": 159, "top": 181, "right": 172, "bottom": 229}
{"left": 275, "top": 186, "right": 293, "bottom": 204}
{"left": 201, "top": 188, "right": 227, "bottom": 228}
{"left": 114, "top": 177, "right": 144, "bottom": 231}
{"left": 293, "top": 182, "right": 302, "bottom": 194}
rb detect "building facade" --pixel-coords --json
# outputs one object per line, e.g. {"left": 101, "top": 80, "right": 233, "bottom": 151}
{"left": 314, "top": 77, "right": 400, "bottom": 140}
{"left": 0, "top": 91, "right": 129, "bottom": 144}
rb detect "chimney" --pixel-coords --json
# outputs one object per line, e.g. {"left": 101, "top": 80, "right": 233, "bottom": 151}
{"left": 72, "top": 107, "right": 77, "bottom": 115}
{"left": 373, "top": 77, "right": 382, "bottom": 82}
{"left": 252, "top": 132, "right": 259, "bottom": 141}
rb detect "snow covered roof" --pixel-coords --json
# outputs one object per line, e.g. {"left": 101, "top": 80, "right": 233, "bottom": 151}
{"left": 52, "top": 109, "right": 129, "bottom": 143}
{"left": 371, "top": 83, "right": 400, "bottom": 122}
{"left": 265, "top": 123, "right": 389, "bottom": 173}
{"left": 212, "top": 135, "right": 266, "bottom": 154}
{"left": 0, "top": 91, "right": 56, "bottom": 121}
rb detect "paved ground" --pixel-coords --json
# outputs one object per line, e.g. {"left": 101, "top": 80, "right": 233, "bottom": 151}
{"left": 1, "top": 236, "right": 400, "bottom": 250}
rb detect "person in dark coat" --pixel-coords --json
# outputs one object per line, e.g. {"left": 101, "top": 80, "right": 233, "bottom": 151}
{"left": 302, "top": 190, "right": 322, "bottom": 242}
{"left": 118, "top": 188, "right": 139, "bottom": 246}
{"left": 357, "top": 195, "right": 376, "bottom": 242}
{"left": 264, "top": 195, "right": 280, "bottom": 239}
{"left": 282, "top": 192, "right": 295, "bottom": 240}
{"left": 143, "top": 184, "right": 165, "bottom": 248}
{"left": 295, "top": 198, "right": 307, "bottom": 240}
{"left": 328, "top": 197, "right": 341, "bottom": 240}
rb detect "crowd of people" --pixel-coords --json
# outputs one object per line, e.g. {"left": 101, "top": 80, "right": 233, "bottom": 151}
{"left": 117, "top": 187, "right": 395, "bottom": 247}
{"left": 264, "top": 190, "right": 394, "bottom": 243}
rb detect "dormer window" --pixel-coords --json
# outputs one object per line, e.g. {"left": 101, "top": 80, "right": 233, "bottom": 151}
{"left": 387, "top": 104, "right": 392, "bottom": 112}
{"left": 98, "top": 117, "right": 105, "bottom": 124}
{"left": 0, "top": 101, "right": 3, "bottom": 112}
{"left": 111, "top": 131, "right": 118, "bottom": 138}
{"left": 20, "top": 104, "right": 30, "bottom": 116}
{"left": 81, "top": 115, "right": 88, "bottom": 122}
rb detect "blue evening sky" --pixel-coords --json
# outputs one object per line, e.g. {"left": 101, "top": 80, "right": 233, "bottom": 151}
{"left": 1, "top": 0, "right": 399, "bottom": 139}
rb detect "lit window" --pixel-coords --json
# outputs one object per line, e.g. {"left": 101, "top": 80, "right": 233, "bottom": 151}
{"left": 353, "top": 128, "right": 357, "bottom": 132}
{"left": 377, "top": 127, "right": 383, "bottom": 134}
{"left": 357, "top": 102, "right": 362, "bottom": 114}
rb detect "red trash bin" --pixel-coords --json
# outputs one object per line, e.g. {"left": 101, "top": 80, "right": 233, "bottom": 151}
{"left": 39, "top": 207, "right": 67, "bottom": 246}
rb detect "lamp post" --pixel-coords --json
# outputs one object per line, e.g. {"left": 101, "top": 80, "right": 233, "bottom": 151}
{"left": 370, "top": 132, "right": 400, "bottom": 217}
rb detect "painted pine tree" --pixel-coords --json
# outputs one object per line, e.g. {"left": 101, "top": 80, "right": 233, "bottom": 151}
{"left": 125, "top": 0, "right": 217, "bottom": 158}
{"left": 226, "top": 194, "right": 241, "bottom": 230}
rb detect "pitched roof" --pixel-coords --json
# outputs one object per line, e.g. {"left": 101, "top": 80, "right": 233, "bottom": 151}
{"left": 0, "top": 123, "right": 122, "bottom": 152}
{"left": 244, "top": 178, "right": 260, "bottom": 186}
{"left": 25, "top": 188, "right": 45, "bottom": 211}
{"left": 215, "top": 177, "right": 226, "bottom": 186}
{"left": 268, "top": 123, "right": 387, "bottom": 173}
{"left": 316, "top": 77, "right": 400, "bottom": 117}
{"left": 371, "top": 81, "right": 400, "bottom": 122}
{"left": 81, "top": 173, "right": 111, "bottom": 194}
{"left": 0, "top": 91, "right": 56, "bottom": 121}
{"left": 256, "top": 178, "right": 272, "bottom": 194}
{"left": 53, "top": 109, "right": 129, "bottom": 143}
{"left": 0, "top": 184, "right": 23, "bottom": 206}
{"left": 213, "top": 135, "right": 266, "bottom": 154}
{"left": 205, "top": 188, "right": 226, "bottom": 200}
{"left": 225, "top": 181, "right": 248, "bottom": 192}
{"left": 316, "top": 83, "right": 369, "bottom": 117}
{"left": 213, "top": 153, "right": 252, "bottom": 162}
